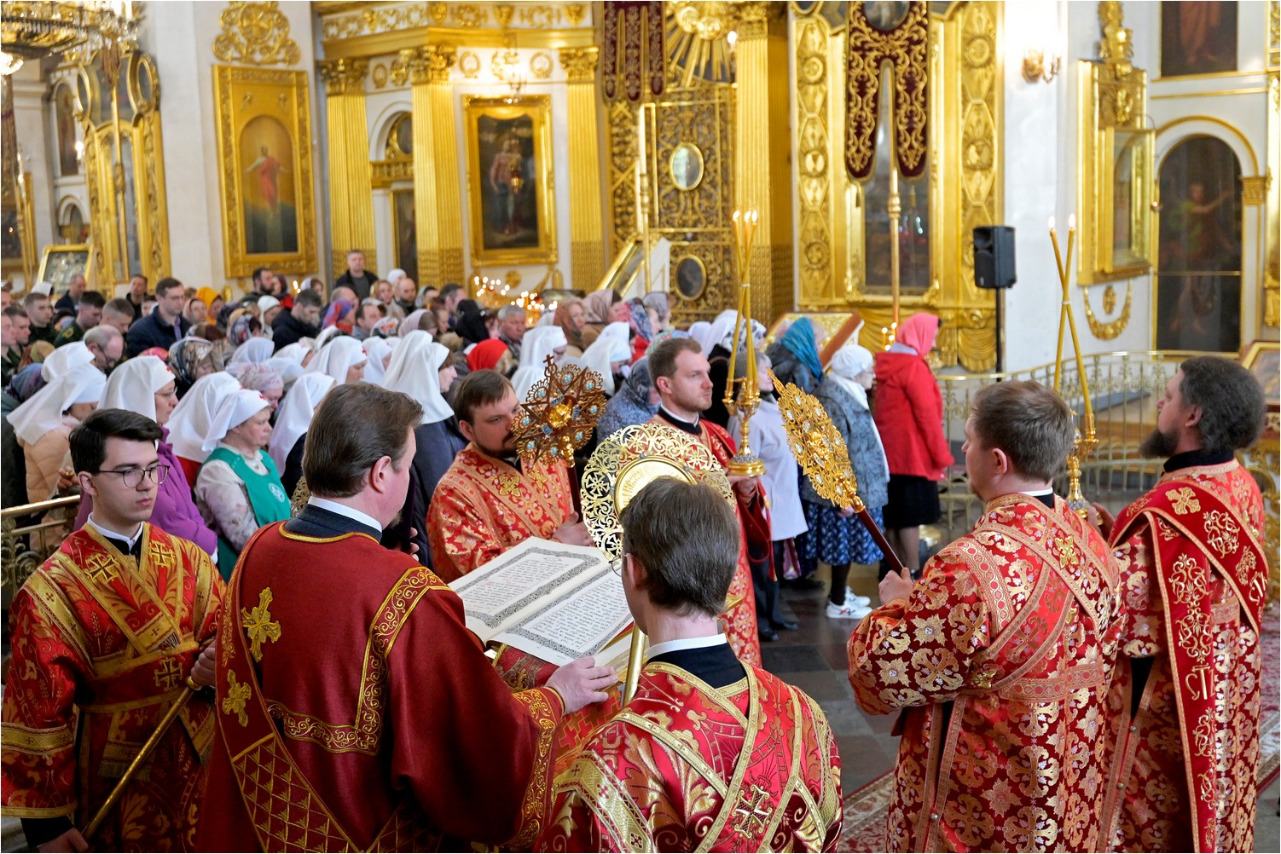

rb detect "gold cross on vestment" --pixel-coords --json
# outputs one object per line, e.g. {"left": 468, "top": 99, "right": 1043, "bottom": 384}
{"left": 241, "top": 588, "right": 282, "bottom": 662}
{"left": 84, "top": 553, "right": 118, "bottom": 584}
{"left": 154, "top": 657, "right": 183, "bottom": 690}
{"left": 223, "top": 670, "right": 250, "bottom": 727}
{"left": 732, "top": 784, "right": 774, "bottom": 837}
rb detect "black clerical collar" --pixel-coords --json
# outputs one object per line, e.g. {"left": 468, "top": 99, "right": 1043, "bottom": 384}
{"left": 648, "top": 641, "right": 745, "bottom": 690}
{"left": 1164, "top": 448, "right": 1234, "bottom": 473}
{"left": 87, "top": 516, "right": 144, "bottom": 558}
{"left": 656, "top": 405, "right": 701, "bottom": 436}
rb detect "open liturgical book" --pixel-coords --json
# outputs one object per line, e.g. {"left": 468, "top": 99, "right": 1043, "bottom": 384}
{"left": 449, "top": 538, "right": 634, "bottom": 669}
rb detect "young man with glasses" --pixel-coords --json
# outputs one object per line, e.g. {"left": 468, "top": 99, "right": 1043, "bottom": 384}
{"left": 1, "top": 408, "right": 224, "bottom": 853}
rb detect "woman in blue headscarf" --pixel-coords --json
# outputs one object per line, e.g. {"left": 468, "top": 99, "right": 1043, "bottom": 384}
{"left": 766, "top": 316, "right": 825, "bottom": 394}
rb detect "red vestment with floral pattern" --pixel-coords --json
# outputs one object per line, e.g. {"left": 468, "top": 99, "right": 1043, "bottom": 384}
{"left": 648, "top": 414, "right": 763, "bottom": 667}
{"left": 197, "top": 521, "right": 566, "bottom": 852}
{"left": 540, "top": 662, "right": 843, "bottom": 852}
{"left": 848, "top": 494, "right": 1122, "bottom": 852}
{"left": 1100, "top": 460, "right": 1266, "bottom": 853}
{"left": 1, "top": 525, "right": 224, "bottom": 852}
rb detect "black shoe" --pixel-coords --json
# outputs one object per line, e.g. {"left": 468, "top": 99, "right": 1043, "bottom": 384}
{"left": 771, "top": 617, "right": 799, "bottom": 631}
{"left": 758, "top": 628, "right": 780, "bottom": 643}
{"left": 780, "top": 577, "right": 825, "bottom": 591}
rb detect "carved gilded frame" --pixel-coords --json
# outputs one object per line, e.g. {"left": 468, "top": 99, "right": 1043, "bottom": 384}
{"left": 1076, "top": 59, "right": 1155, "bottom": 284}
{"left": 212, "top": 66, "right": 318, "bottom": 278}
{"left": 462, "top": 94, "right": 558, "bottom": 267}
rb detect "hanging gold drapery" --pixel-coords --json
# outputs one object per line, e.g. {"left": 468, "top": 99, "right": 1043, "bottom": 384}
{"left": 845, "top": 1, "right": 928, "bottom": 181}
{"left": 600, "top": 1, "right": 665, "bottom": 103}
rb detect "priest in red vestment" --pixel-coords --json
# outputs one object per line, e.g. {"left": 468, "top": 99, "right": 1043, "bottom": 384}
{"left": 2, "top": 409, "right": 224, "bottom": 853}
{"left": 427, "top": 369, "right": 589, "bottom": 581}
{"left": 646, "top": 336, "right": 764, "bottom": 667}
{"left": 197, "top": 384, "right": 615, "bottom": 852}
{"left": 1095, "top": 357, "right": 1268, "bottom": 853}
{"left": 848, "top": 381, "right": 1122, "bottom": 852}
{"left": 542, "top": 477, "right": 842, "bottom": 851}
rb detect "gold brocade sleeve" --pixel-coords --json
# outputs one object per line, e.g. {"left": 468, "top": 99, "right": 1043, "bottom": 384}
{"left": 1113, "top": 522, "right": 1167, "bottom": 658}
{"left": 504, "top": 687, "right": 566, "bottom": 850}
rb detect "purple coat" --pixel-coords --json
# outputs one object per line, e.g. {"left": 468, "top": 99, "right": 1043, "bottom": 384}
{"left": 74, "top": 427, "right": 220, "bottom": 559}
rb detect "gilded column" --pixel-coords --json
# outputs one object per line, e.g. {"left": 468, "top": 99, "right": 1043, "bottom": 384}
{"left": 560, "top": 47, "right": 605, "bottom": 289}
{"left": 410, "top": 45, "right": 462, "bottom": 287}
{"left": 733, "top": 3, "right": 793, "bottom": 321}
{"left": 319, "top": 58, "right": 376, "bottom": 278}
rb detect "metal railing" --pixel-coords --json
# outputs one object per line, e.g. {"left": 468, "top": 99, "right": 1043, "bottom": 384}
{"left": 2, "top": 495, "right": 81, "bottom": 610}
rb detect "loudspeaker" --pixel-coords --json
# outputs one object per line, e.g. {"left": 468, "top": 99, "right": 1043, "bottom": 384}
{"left": 973, "top": 225, "right": 1016, "bottom": 289}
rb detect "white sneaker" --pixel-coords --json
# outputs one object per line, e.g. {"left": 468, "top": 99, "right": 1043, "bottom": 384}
{"left": 826, "top": 601, "right": 873, "bottom": 619}
{"left": 844, "top": 589, "right": 872, "bottom": 607}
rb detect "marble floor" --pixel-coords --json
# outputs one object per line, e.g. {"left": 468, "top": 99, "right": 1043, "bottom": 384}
{"left": 762, "top": 563, "right": 1281, "bottom": 852}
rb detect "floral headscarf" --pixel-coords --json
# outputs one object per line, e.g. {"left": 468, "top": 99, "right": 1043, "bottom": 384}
{"left": 168, "top": 337, "right": 215, "bottom": 395}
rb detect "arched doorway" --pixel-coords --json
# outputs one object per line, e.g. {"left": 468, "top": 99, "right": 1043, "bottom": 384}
{"left": 1155, "top": 136, "right": 1242, "bottom": 352}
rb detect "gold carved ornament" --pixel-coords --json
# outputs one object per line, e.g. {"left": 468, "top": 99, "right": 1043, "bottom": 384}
{"left": 512, "top": 357, "right": 608, "bottom": 469}
{"left": 1082, "top": 281, "right": 1132, "bottom": 340}
{"left": 213, "top": 1, "right": 300, "bottom": 67}
{"left": 770, "top": 371, "right": 906, "bottom": 573}
{"left": 845, "top": 1, "right": 929, "bottom": 180}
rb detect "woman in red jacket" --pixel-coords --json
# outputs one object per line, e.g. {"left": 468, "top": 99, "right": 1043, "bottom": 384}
{"left": 873, "top": 312, "right": 953, "bottom": 576}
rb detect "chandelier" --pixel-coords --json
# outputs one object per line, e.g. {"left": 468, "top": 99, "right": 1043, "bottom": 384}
{"left": 1, "top": 1, "right": 137, "bottom": 76}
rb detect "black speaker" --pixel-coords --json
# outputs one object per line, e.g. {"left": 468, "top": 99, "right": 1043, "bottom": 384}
{"left": 973, "top": 225, "right": 1016, "bottom": 289}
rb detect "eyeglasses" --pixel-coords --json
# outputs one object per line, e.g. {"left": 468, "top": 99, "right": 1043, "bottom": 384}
{"left": 97, "top": 463, "right": 169, "bottom": 488}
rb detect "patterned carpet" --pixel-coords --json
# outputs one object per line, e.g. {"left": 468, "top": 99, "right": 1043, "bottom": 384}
{"left": 838, "top": 602, "right": 1281, "bottom": 852}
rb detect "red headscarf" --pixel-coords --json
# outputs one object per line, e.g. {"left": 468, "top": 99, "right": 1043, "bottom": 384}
{"left": 896, "top": 312, "right": 940, "bottom": 355}
{"left": 467, "top": 339, "right": 509, "bottom": 372}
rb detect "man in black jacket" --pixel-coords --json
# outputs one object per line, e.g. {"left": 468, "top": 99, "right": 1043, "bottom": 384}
{"left": 271, "top": 288, "right": 323, "bottom": 351}
{"left": 334, "top": 249, "right": 376, "bottom": 300}
{"left": 124, "top": 277, "right": 189, "bottom": 357}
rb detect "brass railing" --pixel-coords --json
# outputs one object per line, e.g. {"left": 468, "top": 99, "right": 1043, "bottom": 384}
{"left": 927, "top": 350, "right": 1279, "bottom": 598}
{"left": 2, "top": 495, "right": 81, "bottom": 609}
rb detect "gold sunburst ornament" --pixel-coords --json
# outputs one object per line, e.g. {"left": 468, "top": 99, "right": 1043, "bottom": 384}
{"left": 771, "top": 370, "right": 906, "bottom": 573}
{"left": 512, "top": 355, "right": 608, "bottom": 467}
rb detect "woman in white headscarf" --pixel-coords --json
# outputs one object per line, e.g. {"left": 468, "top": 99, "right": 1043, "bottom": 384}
{"left": 510, "top": 326, "right": 568, "bottom": 402}
{"left": 72, "top": 356, "right": 219, "bottom": 559}
{"left": 688, "top": 321, "right": 715, "bottom": 354}
{"left": 306, "top": 336, "right": 367, "bottom": 385}
{"left": 230, "top": 337, "right": 274, "bottom": 365}
{"left": 360, "top": 336, "right": 393, "bottom": 385}
{"left": 195, "top": 388, "right": 291, "bottom": 578}
{"left": 580, "top": 321, "right": 631, "bottom": 396}
{"left": 800, "top": 342, "right": 889, "bottom": 620}
{"left": 168, "top": 372, "right": 242, "bottom": 483}
{"left": 11, "top": 364, "right": 105, "bottom": 503}
{"left": 380, "top": 330, "right": 465, "bottom": 559}
{"left": 40, "top": 341, "right": 94, "bottom": 383}
{"left": 268, "top": 373, "right": 336, "bottom": 495}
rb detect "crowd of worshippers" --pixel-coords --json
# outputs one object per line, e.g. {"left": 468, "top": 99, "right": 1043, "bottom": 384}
{"left": 0, "top": 257, "right": 1269, "bottom": 853}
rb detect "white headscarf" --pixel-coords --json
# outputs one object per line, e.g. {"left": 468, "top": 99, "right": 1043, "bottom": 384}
{"left": 386, "top": 268, "right": 407, "bottom": 285}
{"left": 273, "top": 342, "right": 308, "bottom": 366}
{"left": 381, "top": 330, "right": 453, "bottom": 424}
{"left": 306, "top": 336, "right": 366, "bottom": 385}
{"left": 202, "top": 389, "right": 271, "bottom": 453}
{"left": 40, "top": 341, "right": 94, "bottom": 382}
{"left": 311, "top": 326, "right": 345, "bottom": 352}
{"left": 168, "top": 373, "right": 242, "bottom": 462}
{"left": 257, "top": 296, "right": 280, "bottom": 314}
{"left": 511, "top": 326, "right": 568, "bottom": 402}
{"left": 361, "top": 337, "right": 393, "bottom": 384}
{"left": 705, "top": 310, "right": 738, "bottom": 355}
{"left": 10, "top": 365, "right": 106, "bottom": 445}
{"left": 230, "top": 337, "right": 275, "bottom": 365}
{"left": 101, "top": 356, "right": 175, "bottom": 422}
{"left": 720, "top": 318, "right": 765, "bottom": 352}
{"left": 267, "top": 373, "right": 336, "bottom": 470}
{"left": 265, "top": 357, "right": 304, "bottom": 389}
{"left": 827, "top": 343, "right": 889, "bottom": 481}
{"left": 688, "top": 321, "right": 714, "bottom": 354}
{"left": 581, "top": 322, "right": 631, "bottom": 395}
{"left": 400, "top": 309, "right": 429, "bottom": 336}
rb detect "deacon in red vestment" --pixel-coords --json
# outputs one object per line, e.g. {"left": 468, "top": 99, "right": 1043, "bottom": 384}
{"left": 198, "top": 384, "right": 615, "bottom": 852}
{"left": 848, "top": 381, "right": 1122, "bottom": 852}
{"left": 2, "top": 409, "right": 224, "bottom": 853}
{"left": 647, "top": 336, "right": 764, "bottom": 667}
{"left": 542, "top": 477, "right": 842, "bottom": 852}
{"left": 1096, "top": 357, "right": 1268, "bottom": 853}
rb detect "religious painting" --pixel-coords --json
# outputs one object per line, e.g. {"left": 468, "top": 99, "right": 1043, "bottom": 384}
{"left": 54, "top": 83, "right": 79, "bottom": 177}
{"left": 1161, "top": 2, "right": 1237, "bottom": 78}
{"left": 36, "top": 243, "right": 91, "bottom": 291}
{"left": 464, "top": 95, "right": 557, "bottom": 266}
{"left": 392, "top": 189, "right": 417, "bottom": 282}
{"left": 212, "top": 66, "right": 317, "bottom": 278}
{"left": 1155, "top": 136, "right": 1242, "bottom": 353}
{"left": 1241, "top": 340, "right": 1279, "bottom": 411}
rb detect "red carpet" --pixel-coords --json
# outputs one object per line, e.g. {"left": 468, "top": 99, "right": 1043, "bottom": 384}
{"left": 839, "top": 602, "right": 1281, "bottom": 852}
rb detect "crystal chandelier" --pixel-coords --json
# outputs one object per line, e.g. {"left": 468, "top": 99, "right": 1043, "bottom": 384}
{"left": 1, "top": 1, "right": 137, "bottom": 75}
